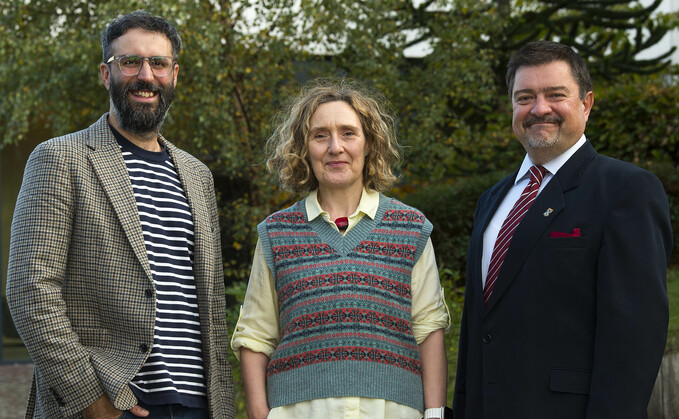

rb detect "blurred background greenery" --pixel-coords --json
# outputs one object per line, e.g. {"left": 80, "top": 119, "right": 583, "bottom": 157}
{"left": 1, "top": 0, "right": 678, "bottom": 415}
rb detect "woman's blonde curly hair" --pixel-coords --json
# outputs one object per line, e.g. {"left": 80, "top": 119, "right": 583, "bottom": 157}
{"left": 265, "top": 78, "right": 402, "bottom": 194}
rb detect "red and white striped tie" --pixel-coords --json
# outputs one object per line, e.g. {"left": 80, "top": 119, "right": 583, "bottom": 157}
{"left": 483, "top": 165, "right": 546, "bottom": 305}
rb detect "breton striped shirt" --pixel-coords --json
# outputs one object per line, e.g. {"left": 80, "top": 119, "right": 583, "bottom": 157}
{"left": 112, "top": 128, "right": 207, "bottom": 408}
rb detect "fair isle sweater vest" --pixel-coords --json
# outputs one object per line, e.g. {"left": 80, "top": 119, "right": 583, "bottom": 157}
{"left": 257, "top": 193, "right": 433, "bottom": 411}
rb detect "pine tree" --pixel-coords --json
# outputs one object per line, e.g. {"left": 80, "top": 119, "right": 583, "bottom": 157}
{"left": 491, "top": 0, "right": 677, "bottom": 80}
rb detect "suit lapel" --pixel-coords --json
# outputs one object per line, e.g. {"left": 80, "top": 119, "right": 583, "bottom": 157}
{"left": 86, "top": 115, "right": 153, "bottom": 282}
{"left": 467, "top": 175, "right": 515, "bottom": 313}
{"left": 483, "top": 142, "right": 597, "bottom": 313}
{"left": 475, "top": 176, "right": 516, "bottom": 247}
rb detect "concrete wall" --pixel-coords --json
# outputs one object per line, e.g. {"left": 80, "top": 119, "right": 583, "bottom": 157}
{"left": 649, "top": 353, "right": 679, "bottom": 419}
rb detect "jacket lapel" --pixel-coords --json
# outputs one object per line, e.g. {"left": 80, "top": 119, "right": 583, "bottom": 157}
{"left": 475, "top": 176, "right": 516, "bottom": 247}
{"left": 86, "top": 114, "right": 154, "bottom": 282}
{"left": 483, "top": 142, "right": 597, "bottom": 313}
{"left": 467, "top": 175, "right": 515, "bottom": 313}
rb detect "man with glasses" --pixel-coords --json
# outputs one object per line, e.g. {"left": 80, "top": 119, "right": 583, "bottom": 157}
{"left": 7, "top": 10, "right": 236, "bottom": 418}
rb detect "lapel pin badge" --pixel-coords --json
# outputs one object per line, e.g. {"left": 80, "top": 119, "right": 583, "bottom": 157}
{"left": 543, "top": 208, "right": 554, "bottom": 217}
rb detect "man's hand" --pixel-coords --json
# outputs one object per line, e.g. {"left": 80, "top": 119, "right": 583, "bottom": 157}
{"left": 82, "top": 395, "right": 149, "bottom": 418}
{"left": 128, "top": 405, "right": 149, "bottom": 417}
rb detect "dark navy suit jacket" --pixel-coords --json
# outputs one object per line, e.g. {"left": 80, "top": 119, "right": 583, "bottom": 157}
{"left": 453, "top": 141, "right": 672, "bottom": 419}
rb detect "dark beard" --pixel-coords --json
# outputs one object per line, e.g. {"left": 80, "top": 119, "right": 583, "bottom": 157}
{"left": 109, "top": 77, "right": 174, "bottom": 136}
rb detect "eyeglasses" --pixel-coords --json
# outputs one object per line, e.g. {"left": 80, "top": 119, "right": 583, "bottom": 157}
{"left": 106, "top": 55, "right": 175, "bottom": 77}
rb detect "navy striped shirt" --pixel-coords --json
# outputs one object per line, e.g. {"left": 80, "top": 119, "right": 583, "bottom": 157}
{"left": 112, "top": 128, "right": 207, "bottom": 408}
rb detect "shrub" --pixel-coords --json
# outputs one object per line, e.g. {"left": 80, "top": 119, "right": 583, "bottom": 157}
{"left": 645, "top": 162, "right": 679, "bottom": 266}
{"left": 397, "top": 171, "right": 510, "bottom": 288}
{"left": 588, "top": 73, "right": 679, "bottom": 167}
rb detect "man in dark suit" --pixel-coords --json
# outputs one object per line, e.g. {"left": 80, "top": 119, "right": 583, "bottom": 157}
{"left": 7, "top": 10, "right": 235, "bottom": 418}
{"left": 453, "top": 40, "right": 672, "bottom": 419}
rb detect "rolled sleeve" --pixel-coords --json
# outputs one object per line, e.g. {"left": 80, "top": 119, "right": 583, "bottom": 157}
{"left": 411, "top": 238, "right": 451, "bottom": 344}
{"left": 230, "top": 239, "right": 280, "bottom": 360}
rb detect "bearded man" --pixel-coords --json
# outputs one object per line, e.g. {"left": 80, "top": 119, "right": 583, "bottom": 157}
{"left": 7, "top": 10, "right": 235, "bottom": 418}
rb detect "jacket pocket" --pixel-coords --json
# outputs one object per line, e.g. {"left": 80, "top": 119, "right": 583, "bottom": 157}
{"left": 550, "top": 368, "right": 591, "bottom": 395}
{"left": 542, "top": 236, "right": 590, "bottom": 249}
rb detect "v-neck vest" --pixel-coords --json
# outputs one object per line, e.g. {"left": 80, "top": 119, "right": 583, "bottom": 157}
{"left": 257, "top": 193, "right": 433, "bottom": 411}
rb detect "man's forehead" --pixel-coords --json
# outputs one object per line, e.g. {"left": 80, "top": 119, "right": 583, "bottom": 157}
{"left": 516, "top": 60, "right": 573, "bottom": 76}
{"left": 513, "top": 62, "right": 575, "bottom": 88}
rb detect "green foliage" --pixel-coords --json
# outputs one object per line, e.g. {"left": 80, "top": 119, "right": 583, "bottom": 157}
{"left": 396, "top": 171, "right": 511, "bottom": 286}
{"left": 0, "top": 1, "right": 110, "bottom": 143}
{"left": 225, "top": 280, "right": 248, "bottom": 418}
{"left": 2, "top": 0, "right": 677, "bottom": 289}
{"left": 494, "top": 0, "right": 679, "bottom": 80}
{"left": 589, "top": 73, "right": 679, "bottom": 166}
{"left": 441, "top": 276, "right": 465, "bottom": 402}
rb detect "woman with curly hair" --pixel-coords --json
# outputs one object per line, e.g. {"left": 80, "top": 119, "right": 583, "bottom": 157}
{"left": 231, "top": 78, "right": 451, "bottom": 419}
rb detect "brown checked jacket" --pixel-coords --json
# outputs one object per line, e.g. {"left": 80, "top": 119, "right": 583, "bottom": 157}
{"left": 6, "top": 114, "right": 236, "bottom": 418}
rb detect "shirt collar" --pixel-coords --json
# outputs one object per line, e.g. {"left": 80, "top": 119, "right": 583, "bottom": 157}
{"left": 306, "top": 188, "right": 380, "bottom": 221}
{"left": 515, "top": 134, "right": 587, "bottom": 184}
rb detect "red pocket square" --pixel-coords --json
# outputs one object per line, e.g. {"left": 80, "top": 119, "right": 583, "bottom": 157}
{"left": 550, "top": 228, "right": 581, "bottom": 238}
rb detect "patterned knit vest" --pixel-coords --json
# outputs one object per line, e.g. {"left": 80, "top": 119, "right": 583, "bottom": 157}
{"left": 257, "top": 193, "right": 432, "bottom": 411}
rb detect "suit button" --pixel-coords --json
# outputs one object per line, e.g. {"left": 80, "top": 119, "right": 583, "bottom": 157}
{"left": 145, "top": 289, "right": 153, "bottom": 298}
{"left": 482, "top": 334, "right": 492, "bottom": 344}
{"left": 50, "top": 388, "right": 65, "bottom": 406}
{"left": 140, "top": 343, "right": 149, "bottom": 353}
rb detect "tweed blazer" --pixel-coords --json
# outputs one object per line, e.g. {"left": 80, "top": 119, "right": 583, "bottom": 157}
{"left": 6, "top": 114, "right": 236, "bottom": 418}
